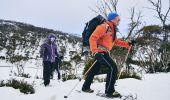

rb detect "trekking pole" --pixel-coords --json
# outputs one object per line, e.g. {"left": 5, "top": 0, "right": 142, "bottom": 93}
{"left": 117, "top": 45, "right": 132, "bottom": 80}
{"left": 64, "top": 79, "right": 80, "bottom": 98}
{"left": 83, "top": 60, "right": 97, "bottom": 79}
{"left": 63, "top": 60, "right": 97, "bottom": 98}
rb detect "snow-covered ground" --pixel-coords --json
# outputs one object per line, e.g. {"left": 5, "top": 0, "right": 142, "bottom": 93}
{"left": 0, "top": 63, "right": 170, "bottom": 100}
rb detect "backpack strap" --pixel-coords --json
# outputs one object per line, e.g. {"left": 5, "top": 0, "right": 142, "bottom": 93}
{"left": 113, "top": 26, "right": 117, "bottom": 41}
{"left": 99, "top": 23, "right": 110, "bottom": 39}
{"left": 106, "top": 24, "right": 110, "bottom": 33}
{"left": 97, "top": 23, "right": 110, "bottom": 44}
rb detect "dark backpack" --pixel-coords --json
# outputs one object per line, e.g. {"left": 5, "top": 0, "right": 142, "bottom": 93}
{"left": 82, "top": 15, "right": 106, "bottom": 46}
{"left": 81, "top": 15, "right": 109, "bottom": 55}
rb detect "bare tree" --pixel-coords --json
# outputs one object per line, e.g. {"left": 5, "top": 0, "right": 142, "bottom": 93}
{"left": 147, "top": 0, "right": 170, "bottom": 27}
{"left": 90, "top": 0, "right": 118, "bottom": 17}
{"left": 126, "top": 7, "right": 143, "bottom": 40}
{"left": 147, "top": 0, "right": 170, "bottom": 70}
{"left": 147, "top": 0, "right": 170, "bottom": 41}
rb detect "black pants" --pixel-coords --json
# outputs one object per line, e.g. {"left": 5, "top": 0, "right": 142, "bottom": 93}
{"left": 43, "top": 61, "right": 54, "bottom": 85}
{"left": 82, "top": 53, "right": 118, "bottom": 94}
{"left": 51, "top": 61, "right": 61, "bottom": 79}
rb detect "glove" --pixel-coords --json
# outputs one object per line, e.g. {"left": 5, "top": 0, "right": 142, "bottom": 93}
{"left": 55, "top": 57, "right": 61, "bottom": 62}
{"left": 81, "top": 46, "right": 90, "bottom": 56}
{"left": 59, "top": 55, "right": 64, "bottom": 59}
{"left": 81, "top": 51, "right": 89, "bottom": 56}
{"left": 128, "top": 40, "right": 136, "bottom": 46}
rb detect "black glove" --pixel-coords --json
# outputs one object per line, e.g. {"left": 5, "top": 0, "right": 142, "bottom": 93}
{"left": 55, "top": 57, "right": 61, "bottom": 62}
{"left": 59, "top": 55, "right": 64, "bottom": 59}
{"left": 94, "top": 52, "right": 105, "bottom": 64}
{"left": 128, "top": 40, "right": 136, "bottom": 46}
{"left": 81, "top": 51, "right": 89, "bottom": 56}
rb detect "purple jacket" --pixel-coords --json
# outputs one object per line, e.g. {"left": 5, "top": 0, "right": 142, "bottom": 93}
{"left": 40, "top": 33, "right": 59, "bottom": 62}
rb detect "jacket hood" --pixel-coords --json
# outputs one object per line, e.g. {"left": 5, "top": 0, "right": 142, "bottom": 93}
{"left": 47, "top": 33, "right": 56, "bottom": 39}
{"left": 45, "top": 33, "right": 56, "bottom": 43}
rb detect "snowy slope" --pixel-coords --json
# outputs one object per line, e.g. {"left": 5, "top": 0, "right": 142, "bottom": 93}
{"left": 0, "top": 66, "right": 170, "bottom": 100}
{"left": 0, "top": 19, "right": 84, "bottom": 74}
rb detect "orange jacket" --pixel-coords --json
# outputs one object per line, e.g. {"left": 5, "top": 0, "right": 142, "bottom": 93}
{"left": 89, "top": 20, "right": 129, "bottom": 54}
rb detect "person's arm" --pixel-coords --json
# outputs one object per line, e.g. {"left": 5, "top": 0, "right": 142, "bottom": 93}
{"left": 39, "top": 44, "right": 46, "bottom": 58}
{"left": 55, "top": 44, "right": 59, "bottom": 57}
{"left": 114, "top": 37, "right": 129, "bottom": 48}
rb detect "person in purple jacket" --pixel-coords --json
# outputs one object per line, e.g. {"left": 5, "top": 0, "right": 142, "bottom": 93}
{"left": 40, "top": 33, "right": 59, "bottom": 86}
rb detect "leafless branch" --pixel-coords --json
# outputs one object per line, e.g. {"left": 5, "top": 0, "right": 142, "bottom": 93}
{"left": 90, "top": 0, "right": 118, "bottom": 17}
{"left": 164, "top": 0, "right": 170, "bottom": 23}
{"left": 88, "top": 7, "right": 100, "bottom": 15}
{"left": 103, "top": 0, "right": 112, "bottom": 12}
{"left": 126, "top": 7, "right": 143, "bottom": 40}
{"left": 147, "top": 0, "right": 170, "bottom": 26}
{"left": 95, "top": 0, "right": 107, "bottom": 17}
{"left": 143, "top": 7, "right": 156, "bottom": 11}
{"left": 109, "top": 0, "right": 118, "bottom": 12}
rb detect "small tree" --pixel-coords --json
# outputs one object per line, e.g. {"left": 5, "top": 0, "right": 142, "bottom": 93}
{"left": 147, "top": 0, "right": 170, "bottom": 70}
{"left": 9, "top": 55, "right": 28, "bottom": 76}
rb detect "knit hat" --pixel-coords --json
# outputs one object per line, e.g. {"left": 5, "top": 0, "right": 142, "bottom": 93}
{"left": 107, "top": 12, "right": 119, "bottom": 22}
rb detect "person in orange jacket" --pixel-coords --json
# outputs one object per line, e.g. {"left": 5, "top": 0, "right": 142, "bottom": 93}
{"left": 82, "top": 12, "right": 135, "bottom": 97}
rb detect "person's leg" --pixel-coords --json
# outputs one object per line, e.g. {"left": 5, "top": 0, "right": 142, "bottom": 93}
{"left": 43, "top": 61, "right": 51, "bottom": 86}
{"left": 82, "top": 61, "right": 101, "bottom": 91}
{"left": 102, "top": 53, "right": 118, "bottom": 95}
{"left": 55, "top": 62, "right": 61, "bottom": 80}
{"left": 50, "top": 62, "right": 55, "bottom": 79}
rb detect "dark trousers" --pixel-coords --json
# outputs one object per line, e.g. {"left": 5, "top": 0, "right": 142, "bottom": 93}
{"left": 82, "top": 53, "right": 118, "bottom": 94}
{"left": 51, "top": 61, "right": 61, "bottom": 79}
{"left": 43, "top": 61, "right": 54, "bottom": 85}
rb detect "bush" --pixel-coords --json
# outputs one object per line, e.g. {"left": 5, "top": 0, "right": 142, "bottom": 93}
{"left": 0, "top": 79, "right": 35, "bottom": 94}
{"left": 83, "top": 58, "right": 108, "bottom": 75}
{"left": 83, "top": 58, "right": 95, "bottom": 75}
{"left": 94, "top": 76, "right": 106, "bottom": 83}
{"left": 119, "top": 71, "right": 142, "bottom": 80}
{"left": 21, "top": 73, "right": 31, "bottom": 78}
{"left": 11, "top": 72, "right": 31, "bottom": 78}
{"left": 62, "top": 74, "right": 77, "bottom": 81}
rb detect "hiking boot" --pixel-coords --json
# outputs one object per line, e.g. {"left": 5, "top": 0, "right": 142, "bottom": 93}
{"left": 44, "top": 83, "right": 49, "bottom": 87}
{"left": 106, "top": 91, "right": 121, "bottom": 97}
{"left": 50, "top": 75, "right": 53, "bottom": 79}
{"left": 82, "top": 88, "right": 94, "bottom": 93}
{"left": 44, "top": 81, "right": 50, "bottom": 87}
{"left": 58, "top": 75, "right": 61, "bottom": 80}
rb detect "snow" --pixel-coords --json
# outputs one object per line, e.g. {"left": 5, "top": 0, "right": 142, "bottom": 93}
{"left": 0, "top": 64, "right": 170, "bottom": 100}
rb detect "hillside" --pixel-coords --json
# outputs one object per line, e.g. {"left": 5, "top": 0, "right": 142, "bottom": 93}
{"left": 0, "top": 19, "right": 84, "bottom": 76}
{"left": 0, "top": 18, "right": 170, "bottom": 100}
{"left": 1, "top": 19, "right": 170, "bottom": 75}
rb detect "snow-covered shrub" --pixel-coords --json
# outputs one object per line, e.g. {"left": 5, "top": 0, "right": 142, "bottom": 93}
{"left": 0, "top": 79, "right": 35, "bottom": 94}
{"left": 119, "top": 71, "right": 141, "bottom": 80}
{"left": 62, "top": 74, "right": 77, "bottom": 81}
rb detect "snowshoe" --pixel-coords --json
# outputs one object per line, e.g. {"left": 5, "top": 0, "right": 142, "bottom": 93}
{"left": 96, "top": 91, "right": 122, "bottom": 99}
{"left": 82, "top": 88, "right": 94, "bottom": 93}
{"left": 106, "top": 91, "right": 121, "bottom": 98}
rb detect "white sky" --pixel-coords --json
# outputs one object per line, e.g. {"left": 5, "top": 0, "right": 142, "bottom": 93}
{"left": 0, "top": 0, "right": 169, "bottom": 35}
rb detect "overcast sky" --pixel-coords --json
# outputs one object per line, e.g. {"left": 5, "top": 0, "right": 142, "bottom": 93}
{"left": 0, "top": 0, "right": 169, "bottom": 35}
